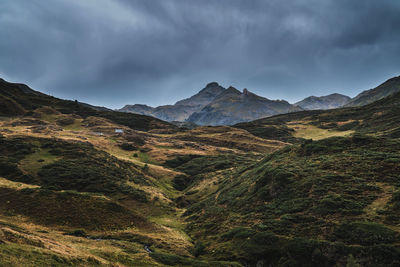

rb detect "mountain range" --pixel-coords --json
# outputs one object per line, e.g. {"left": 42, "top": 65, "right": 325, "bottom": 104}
{"left": 187, "top": 87, "right": 301, "bottom": 126}
{"left": 118, "top": 82, "right": 225, "bottom": 122}
{"left": 294, "top": 93, "right": 351, "bottom": 110}
{"left": 1, "top": 75, "right": 400, "bottom": 266}
{"left": 119, "top": 76, "right": 400, "bottom": 125}
{"left": 118, "top": 83, "right": 303, "bottom": 125}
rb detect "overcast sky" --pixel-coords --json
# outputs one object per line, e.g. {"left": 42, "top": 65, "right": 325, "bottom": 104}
{"left": 1, "top": 0, "right": 399, "bottom": 108}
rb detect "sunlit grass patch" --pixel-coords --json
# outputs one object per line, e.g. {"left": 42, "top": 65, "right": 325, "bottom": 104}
{"left": 18, "top": 149, "right": 59, "bottom": 175}
{"left": 63, "top": 119, "right": 85, "bottom": 131}
{"left": 155, "top": 145, "right": 175, "bottom": 150}
{"left": 0, "top": 177, "right": 39, "bottom": 190}
{"left": 288, "top": 123, "right": 354, "bottom": 140}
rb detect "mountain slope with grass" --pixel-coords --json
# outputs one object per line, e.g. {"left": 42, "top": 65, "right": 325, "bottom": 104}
{"left": 0, "top": 78, "right": 175, "bottom": 132}
{"left": 1, "top": 76, "right": 400, "bottom": 266}
{"left": 0, "top": 77, "right": 283, "bottom": 266}
{"left": 345, "top": 76, "right": 400, "bottom": 107}
{"left": 180, "top": 90, "right": 400, "bottom": 266}
{"left": 235, "top": 88, "right": 400, "bottom": 143}
{"left": 182, "top": 134, "right": 400, "bottom": 266}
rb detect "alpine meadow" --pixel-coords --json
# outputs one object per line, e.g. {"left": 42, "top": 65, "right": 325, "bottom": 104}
{"left": 1, "top": 1, "right": 400, "bottom": 266}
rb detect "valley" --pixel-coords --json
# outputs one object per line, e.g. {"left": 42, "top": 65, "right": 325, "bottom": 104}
{"left": 1, "top": 77, "right": 400, "bottom": 266}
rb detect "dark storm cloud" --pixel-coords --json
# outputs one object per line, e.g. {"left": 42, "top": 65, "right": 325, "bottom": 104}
{"left": 0, "top": 0, "right": 399, "bottom": 108}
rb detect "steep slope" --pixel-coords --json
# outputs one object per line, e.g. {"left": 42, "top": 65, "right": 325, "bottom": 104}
{"left": 235, "top": 90, "right": 400, "bottom": 142}
{"left": 1, "top": 78, "right": 288, "bottom": 266}
{"left": 345, "top": 76, "right": 400, "bottom": 107}
{"left": 295, "top": 93, "right": 350, "bottom": 110}
{"left": 187, "top": 87, "right": 302, "bottom": 126}
{"left": 181, "top": 89, "right": 400, "bottom": 266}
{"left": 183, "top": 135, "right": 400, "bottom": 266}
{"left": 175, "top": 82, "right": 225, "bottom": 107}
{"left": 119, "top": 82, "right": 225, "bottom": 121}
{"left": 0, "top": 78, "right": 175, "bottom": 132}
{"left": 2, "top": 76, "right": 400, "bottom": 266}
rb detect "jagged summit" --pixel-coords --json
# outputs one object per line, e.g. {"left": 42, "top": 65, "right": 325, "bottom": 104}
{"left": 119, "top": 82, "right": 225, "bottom": 121}
{"left": 205, "top": 81, "right": 219, "bottom": 87}
{"left": 175, "top": 82, "right": 225, "bottom": 107}
{"left": 119, "top": 76, "right": 400, "bottom": 125}
{"left": 187, "top": 86, "right": 302, "bottom": 126}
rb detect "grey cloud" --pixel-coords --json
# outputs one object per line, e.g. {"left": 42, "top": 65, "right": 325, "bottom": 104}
{"left": 0, "top": 0, "right": 399, "bottom": 108}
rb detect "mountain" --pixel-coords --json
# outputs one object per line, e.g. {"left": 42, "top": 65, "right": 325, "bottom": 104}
{"left": 119, "top": 83, "right": 302, "bottom": 125}
{"left": 2, "top": 76, "right": 400, "bottom": 266}
{"left": 235, "top": 89, "right": 400, "bottom": 143}
{"left": 78, "top": 101, "right": 112, "bottom": 111}
{"left": 182, "top": 90, "right": 400, "bottom": 266}
{"left": 119, "top": 104, "right": 199, "bottom": 122}
{"left": 118, "top": 82, "right": 225, "bottom": 121}
{"left": 0, "top": 77, "right": 282, "bottom": 266}
{"left": 0, "top": 78, "right": 175, "bottom": 132}
{"left": 295, "top": 93, "right": 350, "bottom": 110}
{"left": 175, "top": 82, "right": 225, "bottom": 107}
{"left": 119, "top": 76, "right": 400, "bottom": 126}
{"left": 187, "top": 87, "right": 302, "bottom": 125}
{"left": 345, "top": 75, "right": 400, "bottom": 107}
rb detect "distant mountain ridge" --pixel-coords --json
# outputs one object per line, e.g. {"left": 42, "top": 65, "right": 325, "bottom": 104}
{"left": 187, "top": 87, "right": 302, "bottom": 125}
{"left": 295, "top": 93, "right": 351, "bottom": 110}
{"left": 119, "top": 83, "right": 303, "bottom": 125}
{"left": 119, "top": 75, "right": 400, "bottom": 126}
{"left": 118, "top": 82, "right": 225, "bottom": 121}
{"left": 345, "top": 76, "right": 400, "bottom": 107}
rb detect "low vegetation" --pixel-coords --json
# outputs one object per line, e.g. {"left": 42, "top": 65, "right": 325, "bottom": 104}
{"left": 183, "top": 135, "right": 400, "bottom": 266}
{"left": 1, "top": 79, "right": 400, "bottom": 266}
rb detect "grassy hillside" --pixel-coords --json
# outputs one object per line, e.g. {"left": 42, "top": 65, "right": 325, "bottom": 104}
{"left": 0, "top": 132, "right": 255, "bottom": 266}
{"left": 1, "top": 77, "right": 400, "bottom": 266}
{"left": 183, "top": 135, "right": 400, "bottom": 266}
{"left": 345, "top": 76, "right": 400, "bottom": 107}
{"left": 0, "top": 78, "right": 175, "bottom": 132}
{"left": 235, "top": 91, "right": 400, "bottom": 142}
{"left": 1, "top": 78, "right": 286, "bottom": 266}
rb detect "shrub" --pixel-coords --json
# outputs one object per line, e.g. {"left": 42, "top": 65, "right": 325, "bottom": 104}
{"left": 64, "top": 229, "right": 87, "bottom": 237}
{"left": 0, "top": 157, "right": 23, "bottom": 178}
{"left": 314, "top": 194, "right": 363, "bottom": 215}
{"left": 150, "top": 252, "right": 191, "bottom": 266}
{"left": 118, "top": 142, "right": 137, "bottom": 151}
{"left": 193, "top": 241, "right": 206, "bottom": 257}
{"left": 56, "top": 117, "right": 75, "bottom": 126}
{"left": 172, "top": 175, "right": 192, "bottom": 191}
{"left": 221, "top": 227, "right": 256, "bottom": 240}
{"left": 333, "top": 222, "right": 398, "bottom": 245}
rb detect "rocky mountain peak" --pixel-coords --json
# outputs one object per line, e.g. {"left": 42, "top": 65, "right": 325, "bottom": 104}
{"left": 225, "top": 86, "right": 241, "bottom": 94}
{"left": 206, "top": 82, "right": 219, "bottom": 88}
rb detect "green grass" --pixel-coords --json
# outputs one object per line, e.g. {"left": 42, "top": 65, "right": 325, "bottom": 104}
{"left": 183, "top": 135, "right": 400, "bottom": 266}
{"left": 155, "top": 145, "right": 175, "bottom": 150}
{"left": 288, "top": 123, "right": 354, "bottom": 140}
{"left": 0, "top": 243, "right": 99, "bottom": 267}
{"left": 0, "top": 187, "right": 148, "bottom": 231}
{"left": 19, "top": 149, "right": 58, "bottom": 175}
{"left": 138, "top": 151, "right": 151, "bottom": 163}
